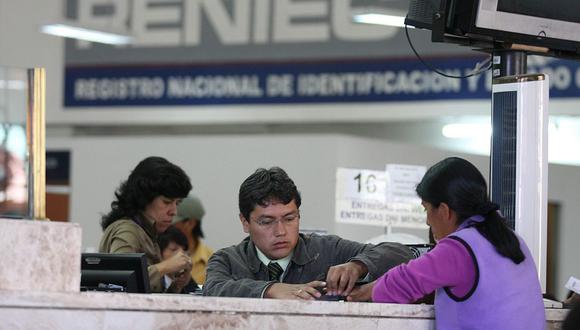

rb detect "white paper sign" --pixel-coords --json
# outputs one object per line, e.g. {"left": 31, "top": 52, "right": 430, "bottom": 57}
{"left": 335, "top": 168, "right": 389, "bottom": 226}
{"left": 566, "top": 276, "right": 580, "bottom": 294}
{"left": 336, "top": 168, "right": 387, "bottom": 201}
{"left": 385, "top": 202, "right": 428, "bottom": 228}
{"left": 385, "top": 164, "right": 426, "bottom": 203}
{"left": 335, "top": 167, "right": 427, "bottom": 228}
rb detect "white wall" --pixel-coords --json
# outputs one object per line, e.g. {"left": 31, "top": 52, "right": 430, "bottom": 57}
{"left": 46, "top": 133, "right": 461, "bottom": 251}
{"left": 47, "top": 134, "right": 340, "bottom": 252}
{"left": 0, "top": 0, "right": 63, "bottom": 118}
{"left": 546, "top": 163, "right": 580, "bottom": 300}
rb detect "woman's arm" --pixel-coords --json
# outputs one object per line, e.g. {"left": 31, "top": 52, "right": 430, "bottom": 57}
{"left": 371, "top": 238, "right": 476, "bottom": 303}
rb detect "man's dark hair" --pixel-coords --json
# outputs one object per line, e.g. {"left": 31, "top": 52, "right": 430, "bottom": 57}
{"left": 101, "top": 156, "right": 192, "bottom": 230}
{"left": 158, "top": 225, "right": 189, "bottom": 252}
{"left": 238, "top": 167, "right": 301, "bottom": 220}
{"left": 416, "top": 157, "right": 525, "bottom": 264}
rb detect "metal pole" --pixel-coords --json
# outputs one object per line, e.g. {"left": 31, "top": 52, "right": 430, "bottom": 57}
{"left": 492, "top": 50, "right": 527, "bottom": 78}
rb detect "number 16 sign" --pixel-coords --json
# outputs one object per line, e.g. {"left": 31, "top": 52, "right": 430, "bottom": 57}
{"left": 335, "top": 168, "right": 387, "bottom": 201}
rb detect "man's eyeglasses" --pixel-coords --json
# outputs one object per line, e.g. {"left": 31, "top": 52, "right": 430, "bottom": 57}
{"left": 253, "top": 213, "right": 299, "bottom": 228}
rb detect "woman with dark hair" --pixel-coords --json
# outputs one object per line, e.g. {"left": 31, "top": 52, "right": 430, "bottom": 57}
{"left": 99, "top": 156, "right": 193, "bottom": 293}
{"left": 349, "top": 157, "right": 545, "bottom": 329}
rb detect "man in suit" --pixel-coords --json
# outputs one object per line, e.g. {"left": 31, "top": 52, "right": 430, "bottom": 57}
{"left": 203, "top": 167, "right": 413, "bottom": 300}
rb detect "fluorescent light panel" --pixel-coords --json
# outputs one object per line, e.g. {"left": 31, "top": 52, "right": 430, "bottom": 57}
{"left": 440, "top": 117, "right": 580, "bottom": 166}
{"left": 353, "top": 13, "right": 410, "bottom": 28}
{"left": 0, "top": 80, "right": 26, "bottom": 90}
{"left": 40, "top": 24, "right": 132, "bottom": 45}
{"left": 442, "top": 123, "right": 491, "bottom": 138}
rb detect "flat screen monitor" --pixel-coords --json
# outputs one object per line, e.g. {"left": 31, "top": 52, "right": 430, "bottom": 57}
{"left": 475, "top": 0, "right": 580, "bottom": 45}
{"left": 81, "top": 253, "right": 151, "bottom": 293}
{"left": 459, "top": 0, "right": 579, "bottom": 56}
{"left": 406, "top": 0, "right": 580, "bottom": 57}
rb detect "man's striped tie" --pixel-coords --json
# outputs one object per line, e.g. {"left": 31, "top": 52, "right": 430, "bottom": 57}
{"left": 267, "top": 262, "right": 283, "bottom": 282}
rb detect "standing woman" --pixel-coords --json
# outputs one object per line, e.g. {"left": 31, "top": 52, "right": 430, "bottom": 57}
{"left": 99, "top": 156, "right": 193, "bottom": 293}
{"left": 349, "top": 157, "right": 545, "bottom": 329}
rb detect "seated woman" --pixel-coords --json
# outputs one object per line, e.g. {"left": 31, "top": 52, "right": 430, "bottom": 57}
{"left": 349, "top": 157, "right": 545, "bottom": 329}
{"left": 158, "top": 225, "right": 198, "bottom": 293}
{"left": 99, "top": 156, "right": 193, "bottom": 293}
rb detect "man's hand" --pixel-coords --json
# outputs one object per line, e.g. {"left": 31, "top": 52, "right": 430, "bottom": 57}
{"left": 264, "top": 281, "right": 326, "bottom": 300}
{"left": 325, "top": 261, "right": 368, "bottom": 296}
{"left": 346, "top": 281, "right": 375, "bottom": 302}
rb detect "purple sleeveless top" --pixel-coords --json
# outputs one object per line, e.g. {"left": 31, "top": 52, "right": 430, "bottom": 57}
{"left": 436, "top": 227, "right": 545, "bottom": 330}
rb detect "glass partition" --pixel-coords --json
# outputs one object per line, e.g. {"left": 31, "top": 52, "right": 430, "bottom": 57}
{"left": 0, "top": 66, "right": 45, "bottom": 219}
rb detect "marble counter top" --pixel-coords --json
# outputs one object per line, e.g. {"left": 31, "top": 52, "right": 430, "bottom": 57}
{"left": 0, "top": 290, "right": 569, "bottom": 329}
{"left": 0, "top": 290, "right": 435, "bottom": 319}
{"left": 1, "top": 290, "right": 569, "bottom": 318}
{"left": 0, "top": 290, "right": 440, "bottom": 329}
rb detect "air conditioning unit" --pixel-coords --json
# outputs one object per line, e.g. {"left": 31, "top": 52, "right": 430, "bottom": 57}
{"left": 490, "top": 73, "right": 549, "bottom": 292}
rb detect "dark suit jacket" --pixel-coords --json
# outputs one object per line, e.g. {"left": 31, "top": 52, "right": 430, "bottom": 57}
{"left": 203, "top": 233, "right": 413, "bottom": 298}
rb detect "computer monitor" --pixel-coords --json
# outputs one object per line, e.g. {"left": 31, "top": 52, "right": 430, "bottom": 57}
{"left": 406, "top": 0, "right": 580, "bottom": 58}
{"left": 80, "top": 253, "right": 151, "bottom": 293}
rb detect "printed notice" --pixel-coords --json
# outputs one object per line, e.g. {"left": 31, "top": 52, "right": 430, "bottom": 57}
{"left": 335, "top": 167, "right": 427, "bottom": 229}
{"left": 386, "top": 164, "right": 426, "bottom": 203}
{"left": 335, "top": 168, "right": 390, "bottom": 226}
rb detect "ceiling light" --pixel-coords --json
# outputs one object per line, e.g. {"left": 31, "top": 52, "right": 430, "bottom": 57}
{"left": 0, "top": 80, "right": 26, "bottom": 90}
{"left": 442, "top": 123, "right": 491, "bottom": 138}
{"left": 40, "top": 22, "right": 132, "bottom": 45}
{"left": 353, "top": 13, "right": 411, "bottom": 28}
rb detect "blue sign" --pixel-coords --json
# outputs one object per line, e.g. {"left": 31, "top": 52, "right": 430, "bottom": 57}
{"left": 64, "top": 57, "right": 580, "bottom": 107}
